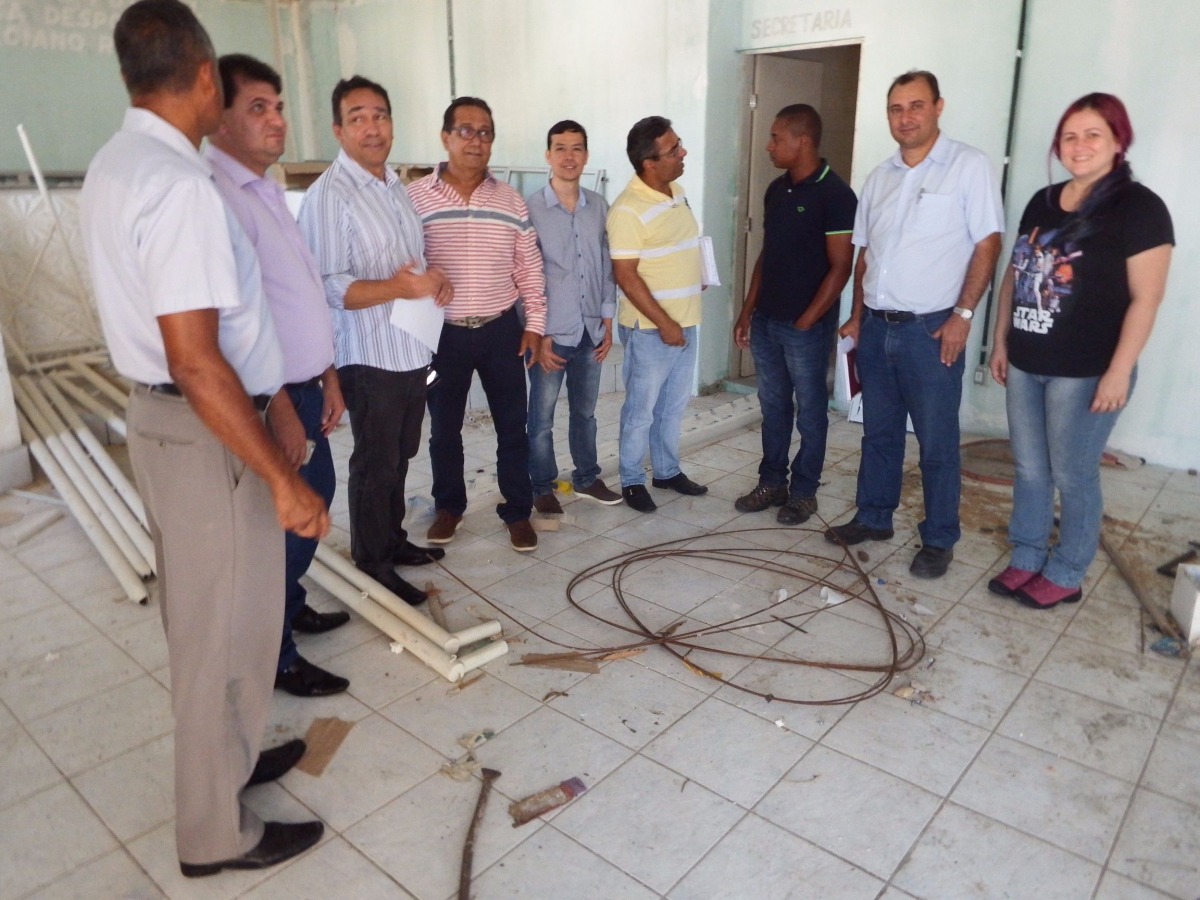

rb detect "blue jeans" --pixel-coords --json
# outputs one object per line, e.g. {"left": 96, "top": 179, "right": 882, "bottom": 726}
{"left": 280, "top": 382, "right": 336, "bottom": 671}
{"left": 1006, "top": 364, "right": 1132, "bottom": 588}
{"left": 750, "top": 311, "right": 834, "bottom": 497}
{"left": 618, "top": 324, "right": 697, "bottom": 486}
{"left": 855, "top": 309, "right": 963, "bottom": 548}
{"left": 528, "top": 331, "right": 603, "bottom": 496}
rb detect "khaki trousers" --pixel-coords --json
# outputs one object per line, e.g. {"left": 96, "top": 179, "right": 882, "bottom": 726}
{"left": 127, "top": 388, "right": 284, "bottom": 865}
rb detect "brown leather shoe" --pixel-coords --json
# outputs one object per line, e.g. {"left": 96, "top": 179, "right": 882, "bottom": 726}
{"left": 426, "top": 510, "right": 463, "bottom": 545}
{"left": 575, "top": 478, "right": 622, "bottom": 505}
{"left": 534, "top": 492, "right": 563, "bottom": 515}
{"left": 507, "top": 519, "right": 538, "bottom": 552}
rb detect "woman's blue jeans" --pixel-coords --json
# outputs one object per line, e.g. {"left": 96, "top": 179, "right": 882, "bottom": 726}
{"left": 1005, "top": 363, "right": 1133, "bottom": 588}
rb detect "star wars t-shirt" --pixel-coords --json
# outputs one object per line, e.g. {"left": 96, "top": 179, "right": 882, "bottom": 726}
{"left": 1006, "top": 180, "right": 1173, "bottom": 377}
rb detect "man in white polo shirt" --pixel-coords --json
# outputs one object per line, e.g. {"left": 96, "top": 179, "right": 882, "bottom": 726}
{"left": 80, "top": 0, "right": 326, "bottom": 877}
{"left": 827, "top": 70, "right": 1003, "bottom": 579}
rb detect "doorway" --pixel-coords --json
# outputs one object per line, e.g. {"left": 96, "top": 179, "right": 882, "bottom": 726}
{"left": 731, "top": 43, "right": 862, "bottom": 379}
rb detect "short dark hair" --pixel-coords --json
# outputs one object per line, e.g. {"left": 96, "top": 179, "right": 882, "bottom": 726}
{"left": 113, "top": 0, "right": 215, "bottom": 98}
{"left": 626, "top": 116, "right": 672, "bottom": 172}
{"left": 888, "top": 70, "right": 940, "bottom": 103}
{"left": 775, "top": 104, "right": 822, "bottom": 147}
{"left": 331, "top": 75, "right": 391, "bottom": 126}
{"left": 547, "top": 120, "right": 588, "bottom": 150}
{"left": 218, "top": 54, "right": 282, "bottom": 109}
{"left": 442, "top": 97, "right": 494, "bottom": 132}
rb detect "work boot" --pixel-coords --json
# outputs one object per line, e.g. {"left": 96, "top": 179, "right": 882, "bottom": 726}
{"left": 909, "top": 545, "right": 953, "bottom": 580}
{"left": 735, "top": 482, "right": 788, "bottom": 513}
{"left": 777, "top": 494, "right": 818, "bottom": 526}
{"left": 824, "top": 518, "right": 894, "bottom": 545}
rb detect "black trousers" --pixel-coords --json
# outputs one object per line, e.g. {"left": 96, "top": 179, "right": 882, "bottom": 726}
{"left": 428, "top": 307, "right": 533, "bottom": 523}
{"left": 338, "top": 364, "right": 427, "bottom": 579}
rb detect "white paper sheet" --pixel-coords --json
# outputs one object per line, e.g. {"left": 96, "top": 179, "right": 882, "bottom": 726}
{"left": 700, "top": 236, "right": 721, "bottom": 287}
{"left": 389, "top": 296, "right": 445, "bottom": 354}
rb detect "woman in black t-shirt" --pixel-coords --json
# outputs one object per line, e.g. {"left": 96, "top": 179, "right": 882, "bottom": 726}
{"left": 987, "top": 93, "right": 1173, "bottom": 609}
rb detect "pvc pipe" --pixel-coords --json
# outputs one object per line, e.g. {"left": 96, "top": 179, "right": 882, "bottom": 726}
{"left": 306, "top": 559, "right": 466, "bottom": 682}
{"left": 16, "top": 412, "right": 147, "bottom": 603}
{"left": 458, "top": 639, "right": 508, "bottom": 674}
{"left": 7, "top": 488, "right": 66, "bottom": 506}
{"left": 451, "top": 621, "right": 503, "bottom": 647}
{"left": 14, "top": 380, "right": 152, "bottom": 578}
{"left": 39, "top": 376, "right": 147, "bottom": 528}
{"left": 49, "top": 372, "right": 127, "bottom": 438}
{"left": 68, "top": 359, "right": 128, "bottom": 410}
{"left": 17, "top": 377, "right": 153, "bottom": 571}
{"left": 0, "top": 508, "right": 63, "bottom": 547}
{"left": 312, "top": 543, "right": 461, "bottom": 652}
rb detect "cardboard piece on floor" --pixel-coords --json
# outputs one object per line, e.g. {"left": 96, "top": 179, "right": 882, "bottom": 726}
{"left": 531, "top": 517, "right": 560, "bottom": 532}
{"left": 295, "top": 717, "right": 355, "bottom": 777}
{"left": 517, "top": 652, "right": 600, "bottom": 673}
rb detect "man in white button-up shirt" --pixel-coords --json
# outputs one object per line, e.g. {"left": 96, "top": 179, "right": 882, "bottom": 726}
{"left": 827, "top": 71, "right": 1003, "bottom": 579}
{"left": 80, "top": 0, "right": 326, "bottom": 877}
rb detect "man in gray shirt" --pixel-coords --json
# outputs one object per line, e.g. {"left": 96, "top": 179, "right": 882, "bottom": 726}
{"left": 526, "top": 120, "right": 623, "bottom": 511}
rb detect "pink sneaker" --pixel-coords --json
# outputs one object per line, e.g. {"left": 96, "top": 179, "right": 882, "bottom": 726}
{"left": 987, "top": 566, "right": 1038, "bottom": 597}
{"left": 1014, "top": 574, "right": 1082, "bottom": 610}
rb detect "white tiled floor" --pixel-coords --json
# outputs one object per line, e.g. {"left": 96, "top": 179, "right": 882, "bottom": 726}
{"left": 1, "top": 393, "right": 1198, "bottom": 899}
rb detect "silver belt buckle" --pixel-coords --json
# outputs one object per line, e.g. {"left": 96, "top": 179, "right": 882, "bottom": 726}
{"left": 462, "top": 315, "right": 486, "bottom": 328}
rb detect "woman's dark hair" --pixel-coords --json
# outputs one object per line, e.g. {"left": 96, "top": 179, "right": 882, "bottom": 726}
{"left": 1049, "top": 92, "right": 1134, "bottom": 244}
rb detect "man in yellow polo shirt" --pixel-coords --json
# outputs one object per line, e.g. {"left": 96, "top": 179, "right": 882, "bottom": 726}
{"left": 607, "top": 116, "right": 706, "bottom": 512}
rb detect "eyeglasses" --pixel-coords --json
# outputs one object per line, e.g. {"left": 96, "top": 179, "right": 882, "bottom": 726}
{"left": 653, "top": 138, "right": 684, "bottom": 160}
{"left": 449, "top": 125, "right": 496, "bottom": 143}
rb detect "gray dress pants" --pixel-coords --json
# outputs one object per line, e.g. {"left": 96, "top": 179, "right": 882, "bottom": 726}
{"left": 127, "top": 388, "right": 284, "bottom": 865}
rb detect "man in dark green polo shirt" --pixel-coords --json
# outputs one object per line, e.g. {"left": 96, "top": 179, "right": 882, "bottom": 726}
{"left": 733, "top": 104, "right": 856, "bottom": 524}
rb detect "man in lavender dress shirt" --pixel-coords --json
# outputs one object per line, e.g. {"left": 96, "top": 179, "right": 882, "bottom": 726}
{"left": 206, "top": 55, "right": 350, "bottom": 698}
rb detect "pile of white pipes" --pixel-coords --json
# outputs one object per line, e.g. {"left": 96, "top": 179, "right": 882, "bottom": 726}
{"left": 12, "top": 357, "right": 507, "bottom": 683}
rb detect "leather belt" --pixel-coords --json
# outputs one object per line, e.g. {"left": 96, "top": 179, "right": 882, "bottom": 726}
{"left": 285, "top": 375, "right": 322, "bottom": 391}
{"left": 867, "top": 308, "right": 917, "bottom": 323}
{"left": 445, "top": 310, "right": 507, "bottom": 329}
{"left": 145, "top": 383, "right": 272, "bottom": 411}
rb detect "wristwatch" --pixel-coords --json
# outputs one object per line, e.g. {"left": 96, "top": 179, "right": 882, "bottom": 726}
{"left": 952, "top": 307, "right": 974, "bottom": 321}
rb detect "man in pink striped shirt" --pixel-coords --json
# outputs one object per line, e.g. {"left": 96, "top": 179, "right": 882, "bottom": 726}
{"left": 408, "top": 97, "right": 548, "bottom": 552}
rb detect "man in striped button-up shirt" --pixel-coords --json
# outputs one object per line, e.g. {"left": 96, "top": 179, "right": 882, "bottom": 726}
{"left": 408, "top": 96, "right": 548, "bottom": 553}
{"left": 298, "top": 75, "right": 453, "bottom": 605}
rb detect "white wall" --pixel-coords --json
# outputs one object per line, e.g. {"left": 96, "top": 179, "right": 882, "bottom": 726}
{"left": 740, "top": 0, "right": 1200, "bottom": 470}
{"left": 987, "top": 0, "right": 1200, "bottom": 470}
{"left": 0, "top": 0, "right": 280, "bottom": 171}
{"left": 740, "top": 0, "right": 1024, "bottom": 429}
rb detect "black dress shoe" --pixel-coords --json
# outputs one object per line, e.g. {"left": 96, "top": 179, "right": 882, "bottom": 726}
{"left": 393, "top": 540, "right": 446, "bottom": 567}
{"left": 375, "top": 569, "right": 428, "bottom": 606}
{"left": 651, "top": 472, "right": 709, "bottom": 495}
{"left": 292, "top": 604, "right": 350, "bottom": 634}
{"left": 824, "top": 518, "right": 895, "bottom": 545}
{"left": 910, "top": 545, "right": 953, "bottom": 579}
{"left": 622, "top": 484, "right": 657, "bottom": 513}
{"left": 275, "top": 656, "right": 350, "bottom": 697}
{"left": 180, "top": 820, "right": 324, "bottom": 878}
{"left": 247, "top": 739, "right": 306, "bottom": 787}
